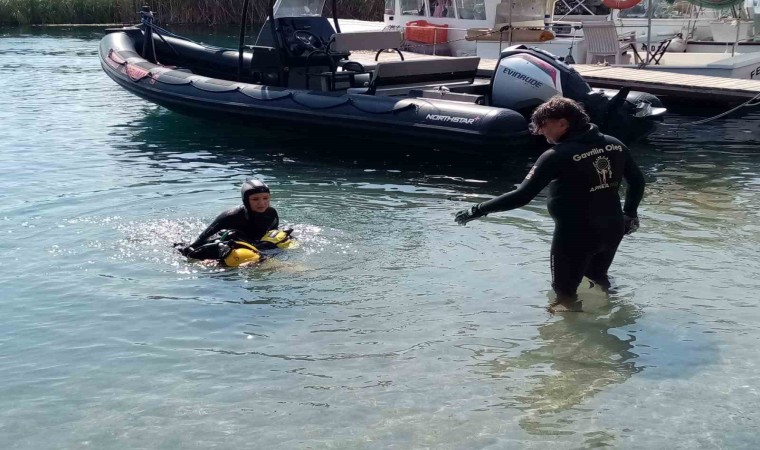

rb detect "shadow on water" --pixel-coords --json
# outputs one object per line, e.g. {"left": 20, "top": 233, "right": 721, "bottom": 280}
{"left": 470, "top": 287, "right": 721, "bottom": 445}
{"left": 479, "top": 294, "right": 642, "bottom": 433}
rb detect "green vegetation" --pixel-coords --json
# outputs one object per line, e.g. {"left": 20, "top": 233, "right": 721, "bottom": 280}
{"left": 0, "top": 0, "right": 381, "bottom": 25}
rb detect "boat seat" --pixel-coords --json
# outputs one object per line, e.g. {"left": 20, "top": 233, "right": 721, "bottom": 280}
{"left": 347, "top": 56, "right": 481, "bottom": 95}
{"left": 583, "top": 21, "right": 636, "bottom": 65}
{"left": 247, "top": 44, "right": 283, "bottom": 85}
{"left": 309, "top": 69, "right": 372, "bottom": 91}
{"left": 307, "top": 31, "right": 405, "bottom": 91}
{"left": 329, "top": 31, "right": 404, "bottom": 59}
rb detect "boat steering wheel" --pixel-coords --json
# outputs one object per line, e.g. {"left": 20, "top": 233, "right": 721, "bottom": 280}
{"left": 293, "top": 30, "right": 324, "bottom": 52}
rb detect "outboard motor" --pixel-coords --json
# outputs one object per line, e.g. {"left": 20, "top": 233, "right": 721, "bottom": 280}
{"left": 490, "top": 45, "right": 665, "bottom": 142}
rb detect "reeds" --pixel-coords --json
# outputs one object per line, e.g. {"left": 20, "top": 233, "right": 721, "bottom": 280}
{"left": 0, "top": 0, "right": 382, "bottom": 25}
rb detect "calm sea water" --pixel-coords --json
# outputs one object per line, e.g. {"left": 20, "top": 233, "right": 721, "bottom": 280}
{"left": 1, "top": 27, "right": 760, "bottom": 449}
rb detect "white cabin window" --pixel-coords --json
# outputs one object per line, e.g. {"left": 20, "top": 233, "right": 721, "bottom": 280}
{"left": 456, "top": 0, "right": 487, "bottom": 20}
{"left": 401, "top": 0, "right": 427, "bottom": 16}
{"left": 619, "top": 0, "right": 694, "bottom": 19}
{"left": 430, "top": 0, "right": 456, "bottom": 17}
{"left": 385, "top": 0, "right": 396, "bottom": 15}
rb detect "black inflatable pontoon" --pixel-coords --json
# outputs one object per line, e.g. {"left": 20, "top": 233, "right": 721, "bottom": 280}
{"left": 99, "top": 1, "right": 665, "bottom": 150}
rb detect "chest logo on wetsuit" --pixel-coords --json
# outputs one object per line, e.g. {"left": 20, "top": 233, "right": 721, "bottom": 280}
{"left": 590, "top": 156, "right": 612, "bottom": 192}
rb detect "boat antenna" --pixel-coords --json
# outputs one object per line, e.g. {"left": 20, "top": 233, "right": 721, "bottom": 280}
{"left": 331, "top": 0, "right": 341, "bottom": 33}
{"left": 269, "top": 0, "right": 279, "bottom": 53}
{"left": 238, "top": 0, "right": 251, "bottom": 81}
{"left": 565, "top": 25, "right": 578, "bottom": 64}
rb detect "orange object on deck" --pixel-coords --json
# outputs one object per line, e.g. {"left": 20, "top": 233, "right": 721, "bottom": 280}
{"left": 602, "top": 0, "right": 642, "bottom": 9}
{"left": 404, "top": 20, "right": 449, "bottom": 44}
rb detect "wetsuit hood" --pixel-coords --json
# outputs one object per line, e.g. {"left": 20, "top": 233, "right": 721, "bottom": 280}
{"left": 241, "top": 179, "right": 270, "bottom": 214}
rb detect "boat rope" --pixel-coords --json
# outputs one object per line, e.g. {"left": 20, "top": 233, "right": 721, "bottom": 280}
{"left": 149, "top": 25, "right": 183, "bottom": 59}
{"left": 151, "top": 23, "right": 221, "bottom": 49}
{"left": 661, "top": 91, "right": 760, "bottom": 127}
{"left": 138, "top": 8, "right": 159, "bottom": 64}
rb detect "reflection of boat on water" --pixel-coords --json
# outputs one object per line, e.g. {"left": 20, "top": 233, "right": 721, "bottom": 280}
{"left": 379, "top": 0, "right": 760, "bottom": 79}
{"left": 98, "top": 0, "right": 664, "bottom": 149}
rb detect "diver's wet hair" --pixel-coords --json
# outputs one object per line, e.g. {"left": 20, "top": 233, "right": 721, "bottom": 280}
{"left": 530, "top": 96, "right": 590, "bottom": 134}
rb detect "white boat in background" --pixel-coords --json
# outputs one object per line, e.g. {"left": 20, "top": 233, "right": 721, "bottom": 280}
{"left": 337, "top": 18, "right": 388, "bottom": 33}
{"left": 382, "top": 0, "right": 581, "bottom": 58}
{"left": 369, "top": 0, "right": 760, "bottom": 78}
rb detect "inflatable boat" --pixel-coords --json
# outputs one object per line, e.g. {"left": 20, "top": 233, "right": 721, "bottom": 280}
{"left": 98, "top": 1, "right": 665, "bottom": 150}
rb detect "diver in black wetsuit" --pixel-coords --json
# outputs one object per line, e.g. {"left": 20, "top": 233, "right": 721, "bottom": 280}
{"left": 177, "top": 179, "right": 279, "bottom": 258}
{"left": 455, "top": 97, "right": 645, "bottom": 312}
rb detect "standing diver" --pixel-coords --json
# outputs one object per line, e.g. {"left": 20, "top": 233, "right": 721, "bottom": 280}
{"left": 455, "top": 97, "right": 645, "bottom": 312}
{"left": 176, "top": 179, "right": 289, "bottom": 264}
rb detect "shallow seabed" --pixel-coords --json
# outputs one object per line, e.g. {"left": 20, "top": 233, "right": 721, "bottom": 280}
{"left": 1, "top": 27, "right": 759, "bottom": 449}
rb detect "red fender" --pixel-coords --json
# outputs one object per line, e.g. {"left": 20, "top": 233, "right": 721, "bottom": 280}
{"left": 602, "top": 0, "right": 642, "bottom": 9}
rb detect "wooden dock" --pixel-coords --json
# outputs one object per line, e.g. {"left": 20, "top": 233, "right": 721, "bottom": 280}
{"left": 570, "top": 65, "right": 760, "bottom": 103}
{"left": 352, "top": 51, "right": 760, "bottom": 104}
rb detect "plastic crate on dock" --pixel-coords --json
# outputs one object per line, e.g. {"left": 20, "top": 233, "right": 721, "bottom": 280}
{"left": 404, "top": 20, "right": 449, "bottom": 44}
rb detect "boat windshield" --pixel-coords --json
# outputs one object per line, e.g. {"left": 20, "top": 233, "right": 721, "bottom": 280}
{"left": 398, "top": 0, "right": 481, "bottom": 19}
{"left": 456, "top": 0, "right": 487, "bottom": 20}
{"left": 618, "top": 0, "right": 695, "bottom": 18}
{"left": 495, "top": 0, "right": 544, "bottom": 25}
{"left": 273, "top": 0, "right": 326, "bottom": 18}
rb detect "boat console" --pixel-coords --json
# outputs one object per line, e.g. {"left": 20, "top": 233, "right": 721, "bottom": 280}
{"left": 256, "top": 16, "right": 341, "bottom": 58}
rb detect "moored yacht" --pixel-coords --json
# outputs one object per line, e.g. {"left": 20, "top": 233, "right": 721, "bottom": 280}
{"left": 378, "top": 0, "right": 760, "bottom": 78}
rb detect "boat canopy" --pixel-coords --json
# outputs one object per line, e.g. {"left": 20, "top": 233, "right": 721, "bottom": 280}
{"left": 273, "top": 0, "right": 327, "bottom": 18}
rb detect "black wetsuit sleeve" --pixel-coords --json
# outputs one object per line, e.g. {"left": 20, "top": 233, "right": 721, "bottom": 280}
{"left": 478, "top": 149, "right": 559, "bottom": 215}
{"left": 188, "top": 209, "right": 235, "bottom": 248}
{"left": 622, "top": 150, "right": 645, "bottom": 217}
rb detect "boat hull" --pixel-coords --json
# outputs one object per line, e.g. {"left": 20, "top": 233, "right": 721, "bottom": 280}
{"left": 99, "top": 31, "right": 538, "bottom": 152}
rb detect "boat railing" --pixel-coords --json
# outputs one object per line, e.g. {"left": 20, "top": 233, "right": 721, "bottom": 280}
{"left": 388, "top": 23, "right": 581, "bottom": 55}
{"left": 388, "top": 18, "right": 758, "bottom": 55}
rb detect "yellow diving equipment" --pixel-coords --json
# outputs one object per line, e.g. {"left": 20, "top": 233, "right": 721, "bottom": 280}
{"left": 181, "top": 228, "right": 296, "bottom": 267}
{"left": 222, "top": 241, "right": 262, "bottom": 267}
{"left": 258, "top": 228, "right": 298, "bottom": 249}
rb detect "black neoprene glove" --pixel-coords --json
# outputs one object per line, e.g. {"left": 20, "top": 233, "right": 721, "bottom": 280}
{"left": 624, "top": 215, "right": 640, "bottom": 235}
{"left": 455, "top": 204, "right": 486, "bottom": 225}
{"left": 173, "top": 243, "right": 194, "bottom": 256}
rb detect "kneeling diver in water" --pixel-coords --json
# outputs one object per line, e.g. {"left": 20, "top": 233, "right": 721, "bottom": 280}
{"left": 175, "top": 179, "right": 294, "bottom": 266}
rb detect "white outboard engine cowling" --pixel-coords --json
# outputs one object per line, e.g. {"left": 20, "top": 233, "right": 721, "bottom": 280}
{"left": 491, "top": 52, "right": 564, "bottom": 112}
{"left": 489, "top": 45, "right": 665, "bottom": 143}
